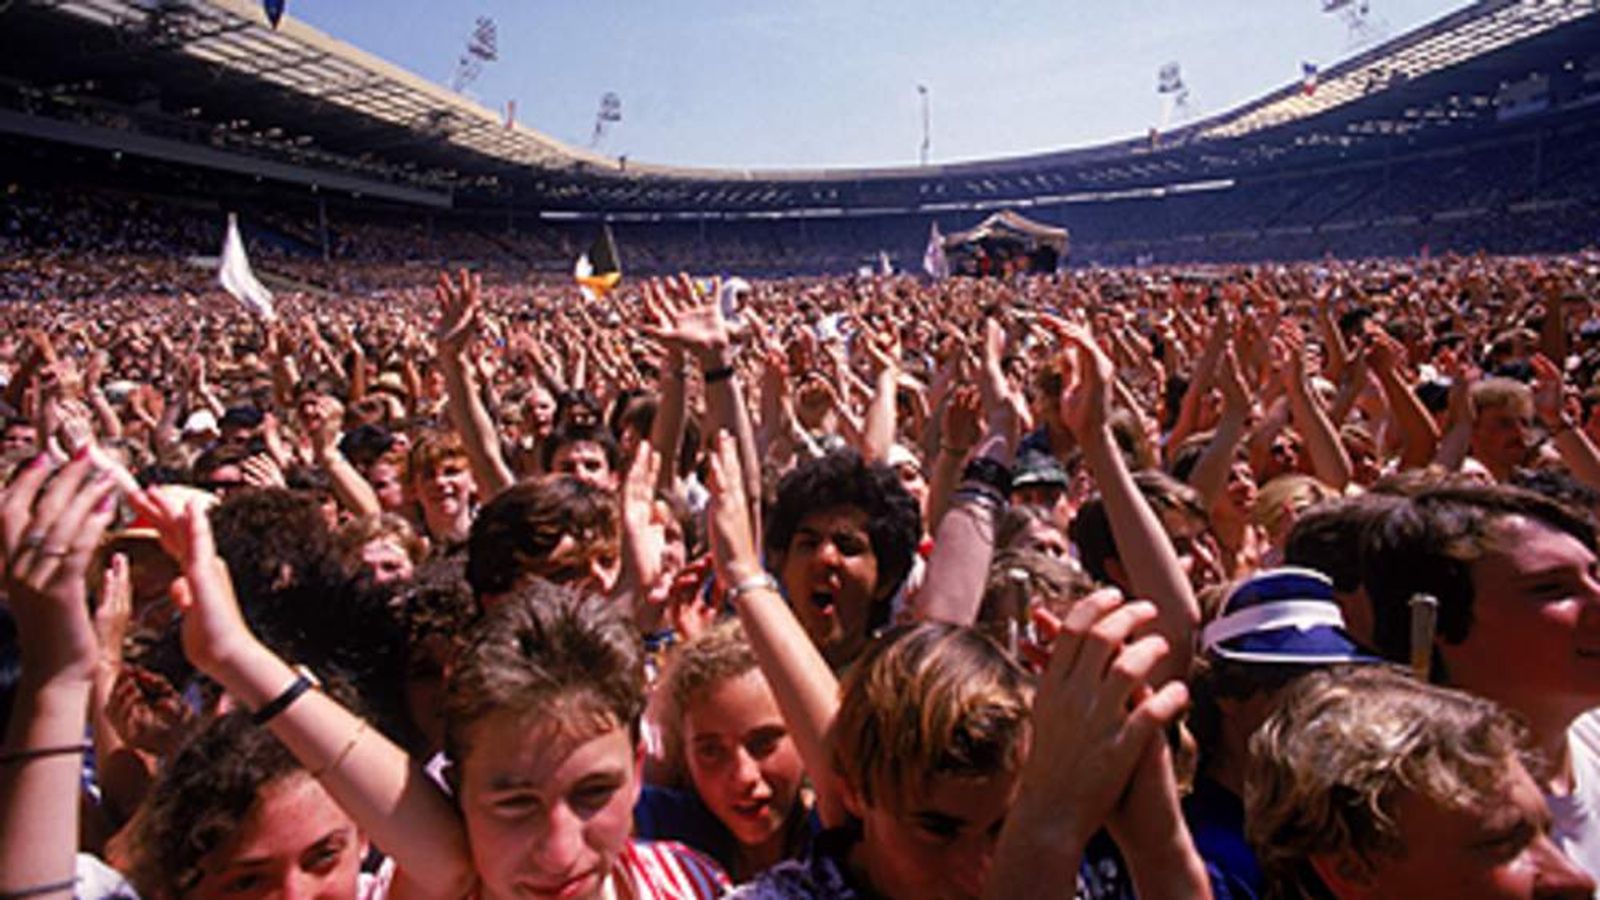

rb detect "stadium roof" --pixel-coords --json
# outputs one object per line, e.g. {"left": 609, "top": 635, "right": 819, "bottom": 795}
{"left": 2, "top": 0, "right": 1598, "bottom": 214}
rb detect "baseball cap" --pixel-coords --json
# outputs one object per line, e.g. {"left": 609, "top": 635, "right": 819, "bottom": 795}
{"left": 1012, "top": 450, "right": 1069, "bottom": 490}
{"left": 1200, "top": 567, "right": 1376, "bottom": 666}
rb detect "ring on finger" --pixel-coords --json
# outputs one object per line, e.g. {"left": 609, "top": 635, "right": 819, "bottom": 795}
{"left": 20, "top": 531, "right": 46, "bottom": 551}
{"left": 38, "top": 546, "right": 71, "bottom": 558}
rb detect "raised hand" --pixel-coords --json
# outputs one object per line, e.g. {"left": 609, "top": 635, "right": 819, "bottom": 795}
{"left": 1, "top": 453, "right": 122, "bottom": 684}
{"left": 241, "top": 453, "right": 288, "bottom": 490}
{"left": 1053, "top": 321, "right": 1115, "bottom": 440}
{"left": 941, "top": 385, "right": 983, "bottom": 455}
{"left": 435, "top": 268, "right": 482, "bottom": 356}
{"left": 127, "top": 488, "right": 252, "bottom": 677}
{"left": 1013, "top": 589, "right": 1188, "bottom": 848}
{"left": 706, "top": 430, "right": 763, "bottom": 588}
{"left": 640, "top": 274, "right": 730, "bottom": 365}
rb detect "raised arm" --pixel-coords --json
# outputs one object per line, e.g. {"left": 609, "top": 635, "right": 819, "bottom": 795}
{"left": 916, "top": 318, "right": 1019, "bottom": 626}
{"left": 1, "top": 453, "right": 122, "bottom": 897}
{"left": 1279, "top": 327, "right": 1353, "bottom": 491}
{"left": 434, "top": 269, "right": 515, "bottom": 500}
{"left": 641, "top": 274, "right": 763, "bottom": 543}
{"left": 1533, "top": 352, "right": 1600, "bottom": 489}
{"left": 987, "top": 592, "right": 1204, "bottom": 900}
{"left": 705, "top": 430, "right": 846, "bottom": 827}
{"left": 135, "top": 491, "right": 477, "bottom": 900}
{"left": 1365, "top": 329, "right": 1440, "bottom": 471}
{"left": 1053, "top": 319, "right": 1200, "bottom": 685}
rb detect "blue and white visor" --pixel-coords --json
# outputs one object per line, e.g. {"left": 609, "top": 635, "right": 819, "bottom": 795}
{"left": 1200, "top": 567, "right": 1377, "bottom": 666}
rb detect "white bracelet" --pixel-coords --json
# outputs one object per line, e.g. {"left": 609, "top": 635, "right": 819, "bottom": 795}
{"left": 726, "top": 573, "right": 780, "bottom": 605}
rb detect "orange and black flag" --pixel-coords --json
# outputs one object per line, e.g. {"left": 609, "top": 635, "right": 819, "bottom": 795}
{"left": 574, "top": 224, "right": 622, "bottom": 302}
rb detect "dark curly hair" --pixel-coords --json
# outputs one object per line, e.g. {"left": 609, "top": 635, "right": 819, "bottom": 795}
{"left": 465, "top": 475, "right": 618, "bottom": 598}
{"left": 125, "top": 709, "right": 346, "bottom": 896}
{"left": 443, "top": 579, "right": 644, "bottom": 772}
{"left": 763, "top": 449, "right": 922, "bottom": 608}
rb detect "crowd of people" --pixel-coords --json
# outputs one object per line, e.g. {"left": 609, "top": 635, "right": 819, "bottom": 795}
{"left": 4, "top": 246, "right": 1600, "bottom": 899}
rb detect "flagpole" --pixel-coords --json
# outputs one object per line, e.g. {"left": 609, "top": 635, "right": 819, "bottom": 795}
{"left": 917, "top": 85, "right": 931, "bottom": 166}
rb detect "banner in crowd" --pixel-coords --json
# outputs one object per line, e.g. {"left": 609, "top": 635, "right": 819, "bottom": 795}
{"left": 575, "top": 224, "right": 623, "bottom": 302}
{"left": 218, "top": 213, "right": 276, "bottom": 321}
{"left": 923, "top": 222, "right": 950, "bottom": 280}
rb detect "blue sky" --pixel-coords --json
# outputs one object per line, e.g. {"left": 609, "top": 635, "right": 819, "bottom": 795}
{"left": 294, "top": 0, "right": 1467, "bottom": 170}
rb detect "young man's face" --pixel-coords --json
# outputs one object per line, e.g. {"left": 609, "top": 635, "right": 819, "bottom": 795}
{"left": 848, "top": 769, "right": 1021, "bottom": 900}
{"left": 1330, "top": 756, "right": 1593, "bottom": 899}
{"left": 551, "top": 441, "right": 616, "bottom": 492}
{"left": 778, "top": 505, "right": 886, "bottom": 669}
{"left": 456, "top": 712, "right": 640, "bottom": 900}
{"left": 414, "top": 456, "right": 474, "bottom": 524}
{"left": 1470, "top": 402, "right": 1533, "bottom": 478}
{"left": 1447, "top": 515, "right": 1600, "bottom": 726}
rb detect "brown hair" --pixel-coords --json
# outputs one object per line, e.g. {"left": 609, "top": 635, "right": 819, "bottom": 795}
{"left": 443, "top": 579, "right": 643, "bottom": 771}
{"left": 464, "top": 475, "right": 619, "bottom": 598}
{"left": 831, "top": 623, "right": 1031, "bottom": 811}
{"left": 657, "top": 619, "right": 762, "bottom": 787}
{"left": 1247, "top": 666, "right": 1530, "bottom": 898}
{"left": 407, "top": 429, "right": 469, "bottom": 483}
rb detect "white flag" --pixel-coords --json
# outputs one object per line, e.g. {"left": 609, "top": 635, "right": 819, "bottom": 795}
{"left": 218, "top": 213, "right": 275, "bottom": 321}
{"left": 878, "top": 250, "right": 893, "bottom": 276}
{"left": 922, "top": 222, "right": 950, "bottom": 280}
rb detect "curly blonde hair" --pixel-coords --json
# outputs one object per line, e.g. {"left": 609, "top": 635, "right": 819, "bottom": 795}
{"left": 1246, "top": 666, "right": 1530, "bottom": 898}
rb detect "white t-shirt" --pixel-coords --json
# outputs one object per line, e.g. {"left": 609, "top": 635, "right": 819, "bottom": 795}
{"left": 1552, "top": 710, "right": 1600, "bottom": 881}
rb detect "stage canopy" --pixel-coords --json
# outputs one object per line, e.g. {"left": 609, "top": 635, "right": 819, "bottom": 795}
{"left": 943, "top": 210, "right": 1069, "bottom": 275}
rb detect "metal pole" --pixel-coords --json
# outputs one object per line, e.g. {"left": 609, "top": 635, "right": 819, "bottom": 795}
{"left": 918, "top": 85, "right": 930, "bottom": 166}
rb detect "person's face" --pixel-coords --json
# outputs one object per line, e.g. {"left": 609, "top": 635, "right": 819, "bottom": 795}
{"left": 2, "top": 423, "right": 37, "bottom": 455}
{"left": 1263, "top": 434, "right": 1303, "bottom": 481}
{"left": 528, "top": 389, "right": 557, "bottom": 440}
{"left": 682, "top": 670, "right": 804, "bottom": 852}
{"left": 415, "top": 457, "right": 473, "bottom": 523}
{"left": 1013, "top": 482, "right": 1071, "bottom": 532}
{"left": 1224, "top": 461, "right": 1259, "bottom": 517}
{"left": 187, "top": 773, "right": 365, "bottom": 900}
{"left": 201, "top": 464, "right": 246, "bottom": 498}
{"left": 1329, "top": 757, "right": 1594, "bottom": 899}
{"left": 1160, "top": 508, "right": 1224, "bottom": 591}
{"left": 551, "top": 441, "right": 616, "bottom": 492}
{"left": 456, "top": 713, "right": 640, "bottom": 900}
{"left": 1471, "top": 403, "right": 1532, "bottom": 477}
{"left": 219, "top": 424, "right": 261, "bottom": 452}
{"left": 1012, "top": 517, "right": 1069, "bottom": 560}
{"left": 848, "top": 769, "right": 1021, "bottom": 900}
{"left": 1446, "top": 515, "right": 1600, "bottom": 725}
{"left": 538, "top": 532, "right": 622, "bottom": 596}
{"left": 366, "top": 460, "right": 407, "bottom": 512}
{"left": 892, "top": 460, "right": 929, "bottom": 516}
{"left": 359, "top": 538, "right": 413, "bottom": 585}
{"left": 778, "top": 506, "right": 885, "bottom": 667}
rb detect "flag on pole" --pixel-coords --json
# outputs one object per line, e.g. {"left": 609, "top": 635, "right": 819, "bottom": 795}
{"left": 218, "top": 213, "right": 276, "bottom": 321}
{"left": 263, "top": 0, "right": 285, "bottom": 29}
{"left": 922, "top": 222, "right": 950, "bottom": 280}
{"left": 1301, "top": 62, "right": 1319, "bottom": 96}
{"left": 574, "top": 224, "right": 622, "bottom": 302}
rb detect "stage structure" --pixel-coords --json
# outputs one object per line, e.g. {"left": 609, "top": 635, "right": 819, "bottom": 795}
{"left": 941, "top": 210, "right": 1069, "bottom": 277}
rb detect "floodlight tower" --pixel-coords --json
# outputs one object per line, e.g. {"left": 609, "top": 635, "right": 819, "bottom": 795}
{"left": 1322, "top": 0, "right": 1387, "bottom": 49}
{"left": 590, "top": 92, "right": 621, "bottom": 148}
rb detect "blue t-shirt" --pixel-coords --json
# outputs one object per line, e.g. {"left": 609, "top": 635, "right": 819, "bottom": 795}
{"left": 636, "top": 785, "right": 819, "bottom": 882}
{"left": 731, "top": 823, "right": 1134, "bottom": 899}
{"left": 1182, "top": 774, "right": 1262, "bottom": 900}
